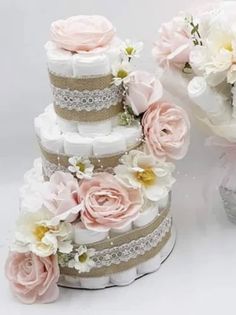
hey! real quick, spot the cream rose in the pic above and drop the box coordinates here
[50,15,115,52]
[5,251,59,304]
[126,71,163,115]
[142,102,190,161]
[80,173,143,231]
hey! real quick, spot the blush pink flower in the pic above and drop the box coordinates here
[126,71,163,115]
[80,173,142,232]
[42,171,81,224]
[5,251,59,304]
[50,15,115,52]
[153,16,193,68]
[142,102,190,161]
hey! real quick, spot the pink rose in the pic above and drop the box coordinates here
[42,171,81,223]
[153,17,193,68]
[5,251,59,304]
[50,15,115,52]
[80,173,142,231]
[142,102,190,161]
[126,71,163,115]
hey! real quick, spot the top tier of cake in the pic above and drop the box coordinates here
[45,15,125,129]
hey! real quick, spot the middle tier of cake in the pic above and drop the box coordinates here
[35,104,143,178]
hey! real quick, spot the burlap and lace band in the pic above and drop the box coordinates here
[39,141,143,179]
[49,72,123,122]
[60,208,172,278]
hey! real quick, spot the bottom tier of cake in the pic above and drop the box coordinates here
[58,226,176,290]
[19,158,176,291]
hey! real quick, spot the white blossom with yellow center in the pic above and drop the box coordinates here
[12,208,73,257]
[68,156,94,180]
[114,150,175,202]
[121,39,144,59]
[190,22,236,85]
[68,245,95,273]
[112,61,132,86]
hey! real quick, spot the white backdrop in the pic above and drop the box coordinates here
[1,1,236,314]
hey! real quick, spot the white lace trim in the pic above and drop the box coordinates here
[52,84,123,112]
[62,216,172,270]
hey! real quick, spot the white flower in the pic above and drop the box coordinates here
[12,208,73,257]
[20,182,44,213]
[68,245,95,273]
[23,158,44,185]
[191,22,236,87]
[121,39,143,59]
[204,48,232,86]
[68,156,94,180]
[112,61,132,86]
[114,150,175,202]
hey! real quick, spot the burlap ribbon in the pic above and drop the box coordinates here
[49,72,123,122]
[49,72,114,91]
[39,141,143,179]
[60,208,172,278]
[54,103,123,122]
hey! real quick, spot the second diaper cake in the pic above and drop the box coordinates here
[5,15,190,304]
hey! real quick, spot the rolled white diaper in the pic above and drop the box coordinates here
[93,133,126,156]
[157,194,170,210]
[57,116,78,133]
[77,120,112,137]
[44,103,57,120]
[133,203,159,228]
[188,76,232,124]
[111,222,133,235]
[105,37,122,67]
[73,222,108,244]
[73,53,110,77]
[63,275,80,286]
[45,41,73,77]
[40,125,64,153]
[110,268,137,286]
[137,253,161,275]
[34,112,56,138]
[79,276,110,289]
[113,125,142,148]
[160,66,190,100]
[63,132,93,156]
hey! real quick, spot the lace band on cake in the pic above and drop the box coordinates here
[59,209,172,278]
[49,72,123,122]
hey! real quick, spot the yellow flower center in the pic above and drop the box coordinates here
[126,46,135,56]
[79,253,88,263]
[223,41,233,52]
[135,168,156,187]
[76,161,85,173]
[34,225,50,241]
[117,69,128,79]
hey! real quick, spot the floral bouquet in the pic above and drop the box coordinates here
[153,1,236,222]
[5,15,190,304]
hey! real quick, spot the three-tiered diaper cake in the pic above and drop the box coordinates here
[5,15,190,304]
